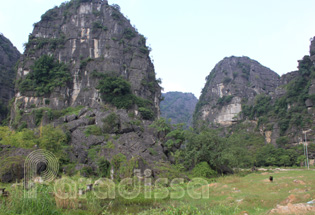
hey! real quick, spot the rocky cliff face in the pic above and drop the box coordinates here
[9,0,164,174]
[160,92,197,127]
[13,0,160,121]
[0,34,20,123]
[195,38,315,147]
[194,56,279,127]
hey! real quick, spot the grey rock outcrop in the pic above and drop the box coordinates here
[0,34,20,123]
[194,56,280,127]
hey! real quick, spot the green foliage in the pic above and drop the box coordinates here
[80,166,94,177]
[164,124,185,150]
[93,72,154,116]
[148,147,158,156]
[217,95,233,107]
[33,108,44,125]
[80,57,93,69]
[102,112,119,133]
[149,117,172,139]
[92,21,108,32]
[111,153,126,171]
[97,157,111,177]
[88,145,101,161]
[105,141,115,149]
[48,106,84,120]
[119,157,139,178]
[24,34,66,51]
[192,162,217,178]
[123,28,136,40]
[41,8,58,21]
[225,128,265,168]
[84,125,102,137]
[183,128,228,172]
[138,107,154,120]
[0,184,63,215]
[95,73,133,109]
[255,144,299,167]
[139,46,151,54]
[111,11,121,20]
[0,125,67,156]
[276,136,289,147]
[18,55,71,96]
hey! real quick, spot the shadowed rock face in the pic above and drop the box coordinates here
[0,34,20,122]
[194,56,280,127]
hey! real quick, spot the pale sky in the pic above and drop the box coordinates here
[1,0,315,98]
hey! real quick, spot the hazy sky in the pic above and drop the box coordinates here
[1,0,315,98]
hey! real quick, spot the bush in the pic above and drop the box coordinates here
[80,166,94,177]
[111,153,126,171]
[102,113,119,133]
[80,57,93,69]
[94,72,154,113]
[276,136,289,147]
[96,74,133,109]
[84,125,102,137]
[217,95,233,106]
[123,28,136,40]
[0,125,67,157]
[192,162,217,178]
[138,107,154,120]
[19,55,71,96]
[92,22,108,32]
[97,158,111,177]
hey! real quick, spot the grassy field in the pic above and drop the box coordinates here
[0,169,315,214]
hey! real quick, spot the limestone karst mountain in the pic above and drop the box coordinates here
[194,56,280,127]
[8,0,166,177]
[194,37,315,147]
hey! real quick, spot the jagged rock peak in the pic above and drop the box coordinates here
[0,34,20,122]
[194,56,279,127]
[13,0,161,127]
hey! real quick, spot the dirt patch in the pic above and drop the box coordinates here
[269,203,315,214]
[222,185,228,188]
[280,194,297,205]
[195,183,218,192]
[303,194,311,199]
[294,180,306,185]
[208,183,218,188]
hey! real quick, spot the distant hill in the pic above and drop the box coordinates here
[160,92,198,127]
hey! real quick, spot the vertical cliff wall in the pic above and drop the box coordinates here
[0,34,20,123]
